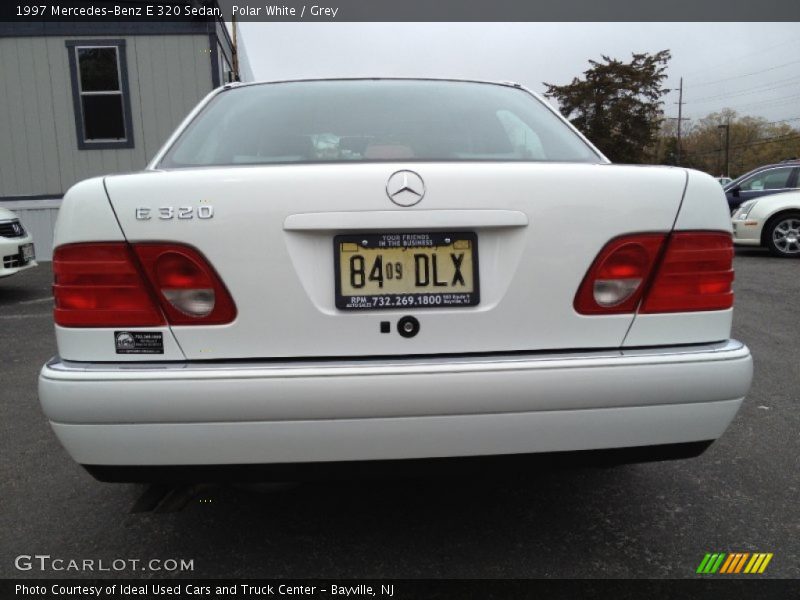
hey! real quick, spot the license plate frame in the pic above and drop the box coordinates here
[334,232,480,310]
[19,243,34,263]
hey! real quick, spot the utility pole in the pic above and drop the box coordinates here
[231,11,240,81]
[666,78,689,166]
[725,120,731,178]
[676,77,684,165]
[718,121,731,177]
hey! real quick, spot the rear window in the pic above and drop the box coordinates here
[159,80,601,168]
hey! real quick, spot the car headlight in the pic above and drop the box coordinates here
[735,200,758,220]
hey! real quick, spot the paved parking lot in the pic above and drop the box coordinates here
[1,251,798,579]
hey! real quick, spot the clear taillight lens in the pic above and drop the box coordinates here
[154,251,216,317]
[162,289,215,317]
[574,234,666,314]
[133,245,236,325]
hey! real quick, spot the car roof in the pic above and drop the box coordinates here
[221,77,526,91]
[724,160,800,190]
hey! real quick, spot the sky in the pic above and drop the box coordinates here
[237,22,800,126]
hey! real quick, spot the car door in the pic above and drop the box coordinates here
[727,166,795,210]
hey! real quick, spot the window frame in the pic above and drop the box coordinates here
[739,166,795,192]
[66,39,134,150]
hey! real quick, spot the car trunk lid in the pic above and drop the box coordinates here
[104,162,687,360]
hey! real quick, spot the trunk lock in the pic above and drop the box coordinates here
[397,316,420,338]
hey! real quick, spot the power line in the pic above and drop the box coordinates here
[681,37,800,80]
[689,93,800,114]
[743,133,800,148]
[687,75,800,103]
[680,99,800,120]
[668,115,800,125]
[684,132,800,158]
[686,58,800,88]
[768,116,800,124]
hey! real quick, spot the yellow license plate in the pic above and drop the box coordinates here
[335,232,479,310]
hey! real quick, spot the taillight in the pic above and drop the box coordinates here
[574,234,666,314]
[575,231,734,315]
[133,244,236,325]
[53,243,164,327]
[640,232,734,313]
[53,242,236,327]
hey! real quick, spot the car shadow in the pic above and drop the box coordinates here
[0,278,50,305]
[107,463,708,578]
[0,264,52,307]
[734,247,773,258]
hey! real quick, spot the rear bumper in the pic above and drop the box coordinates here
[39,340,753,472]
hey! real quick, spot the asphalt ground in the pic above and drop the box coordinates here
[1,251,798,579]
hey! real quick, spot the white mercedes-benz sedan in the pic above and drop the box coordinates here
[39,78,753,482]
[0,207,37,278]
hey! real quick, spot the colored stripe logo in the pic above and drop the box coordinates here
[697,552,773,574]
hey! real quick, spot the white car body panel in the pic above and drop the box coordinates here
[51,402,743,467]
[41,341,750,465]
[673,167,733,232]
[54,325,186,362]
[0,207,37,278]
[623,309,733,347]
[41,341,750,424]
[52,178,186,361]
[623,168,734,347]
[52,178,125,246]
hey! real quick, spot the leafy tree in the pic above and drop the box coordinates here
[543,50,671,163]
[673,110,800,178]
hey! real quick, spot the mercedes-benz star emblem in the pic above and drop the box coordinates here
[386,170,425,207]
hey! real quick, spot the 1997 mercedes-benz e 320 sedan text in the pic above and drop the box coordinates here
[39,79,753,481]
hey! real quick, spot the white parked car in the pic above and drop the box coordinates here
[732,190,800,257]
[0,207,36,278]
[39,79,753,482]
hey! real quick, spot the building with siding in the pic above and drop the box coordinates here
[0,14,238,259]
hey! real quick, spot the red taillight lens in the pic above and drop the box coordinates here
[574,234,666,314]
[640,232,734,313]
[53,243,164,327]
[53,243,236,327]
[133,244,236,325]
[575,231,734,315]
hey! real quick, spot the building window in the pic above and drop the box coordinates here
[66,40,134,150]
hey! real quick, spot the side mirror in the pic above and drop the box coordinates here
[731,186,740,197]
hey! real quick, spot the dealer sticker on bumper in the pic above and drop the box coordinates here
[114,331,164,354]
